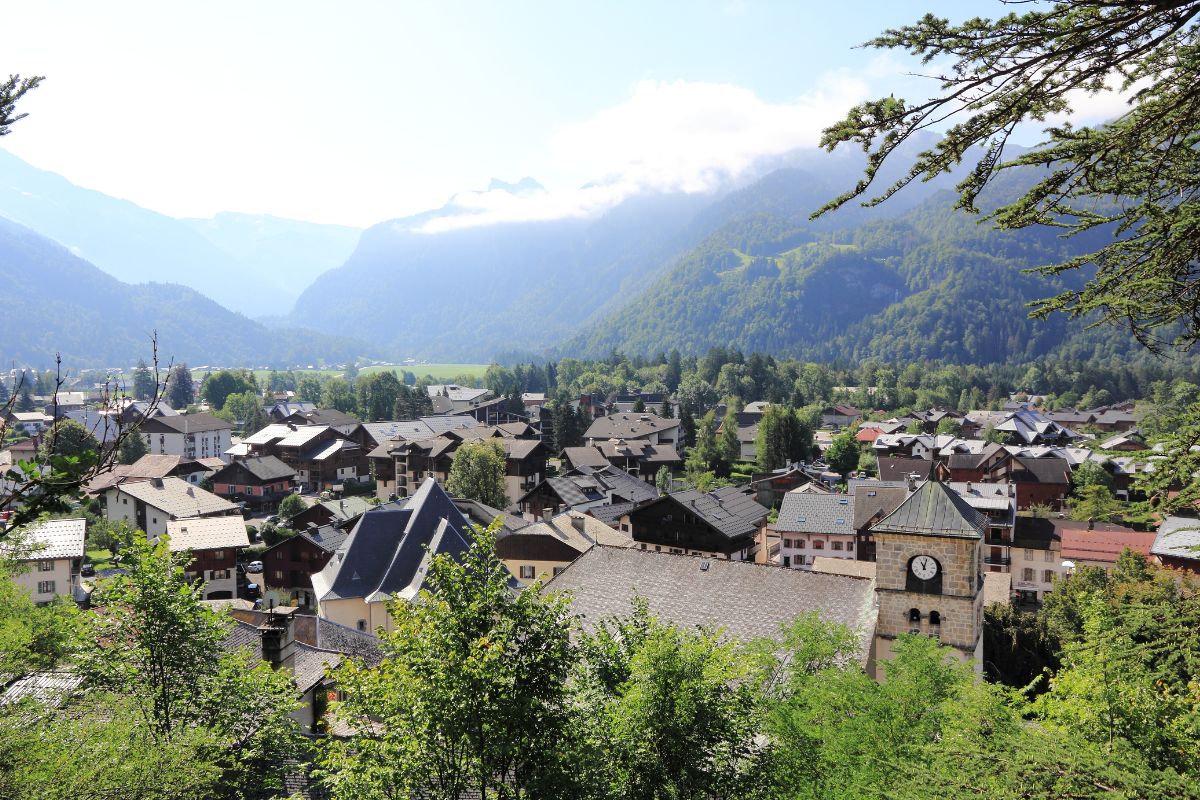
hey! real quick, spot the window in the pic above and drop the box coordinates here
[212,550,224,559]
[621,523,630,532]
[1043,570,1055,583]
[1043,550,1053,562]
[908,608,921,623]
[552,567,565,576]
[813,540,824,550]
[37,560,54,572]
[357,620,367,631]
[929,610,941,625]
[832,541,843,551]
[274,570,284,581]
[669,547,682,554]
[519,565,535,580]
[1023,568,1034,581]
[847,542,855,552]
[36,580,56,595]
[796,539,805,548]
[782,537,793,548]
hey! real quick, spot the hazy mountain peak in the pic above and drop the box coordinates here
[485,177,545,195]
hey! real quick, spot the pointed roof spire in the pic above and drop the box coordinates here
[872,480,985,539]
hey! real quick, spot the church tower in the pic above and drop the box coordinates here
[870,480,986,675]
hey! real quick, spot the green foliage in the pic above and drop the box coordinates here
[1070,484,1123,523]
[116,428,148,464]
[277,492,306,521]
[718,413,741,468]
[296,373,323,403]
[393,383,434,420]
[321,376,357,414]
[201,368,258,411]
[164,363,194,409]
[654,465,672,495]
[132,359,156,401]
[76,532,304,796]
[823,431,860,477]
[446,438,508,508]
[37,419,99,462]
[320,520,581,799]
[755,404,813,472]
[686,410,720,476]
[0,552,77,675]
[356,370,402,421]
[1072,459,1114,493]
[221,389,268,433]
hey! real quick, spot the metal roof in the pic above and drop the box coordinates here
[871,480,986,539]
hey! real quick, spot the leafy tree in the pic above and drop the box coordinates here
[132,359,156,401]
[320,519,581,799]
[582,604,769,800]
[77,532,304,797]
[1072,459,1114,493]
[678,407,696,450]
[756,405,812,472]
[676,375,718,416]
[37,419,99,461]
[356,370,402,422]
[983,603,1059,690]
[0,551,76,675]
[935,416,961,435]
[201,368,258,411]
[164,363,194,409]
[718,413,742,467]
[686,410,721,476]
[296,374,323,403]
[277,492,306,521]
[117,428,148,465]
[321,376,357,414]
[855,446,877,475]
[393,383,434,421]
[654,465,673,495]
[823,431,860,477]
[1070,484,1123,523]
[266,370,296,393]
[446,439,508,508]
[982,423,1015,445]
[222,389,268,434]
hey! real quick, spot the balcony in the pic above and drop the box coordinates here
[983,555,1011,566]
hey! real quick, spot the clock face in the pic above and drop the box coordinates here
[911,555,939,581]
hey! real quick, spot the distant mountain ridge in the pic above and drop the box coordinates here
[0,216,370,368]
[0,148,361,316]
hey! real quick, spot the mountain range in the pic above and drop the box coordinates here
[0,143,1160,369]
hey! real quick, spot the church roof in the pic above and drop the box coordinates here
[870,480,985,539]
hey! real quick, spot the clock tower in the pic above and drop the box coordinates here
[870,479,986,675]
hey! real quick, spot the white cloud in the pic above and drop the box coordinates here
[418,76,872,233]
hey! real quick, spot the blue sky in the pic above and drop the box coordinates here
[3,1,1119,227]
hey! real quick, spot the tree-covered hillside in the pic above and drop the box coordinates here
[566,175,1144,363]
[0,217,369,368]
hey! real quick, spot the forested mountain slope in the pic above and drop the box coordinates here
[564,173,1141,364]
[0,217,368,368]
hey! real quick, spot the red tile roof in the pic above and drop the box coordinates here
[1060,525,1156,564]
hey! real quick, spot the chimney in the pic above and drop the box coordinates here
[1087,517,1094,531]
[541,508,554,523]
[905,473,917,493]
[259,607,296,674]
[571,515,586,533]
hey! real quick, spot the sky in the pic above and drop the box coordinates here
[2,1,1129,228]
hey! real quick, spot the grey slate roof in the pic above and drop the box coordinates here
[584,412,680,440]
[589,501,638,526]
[1009,455,1071,485]
[877,456,935,482]
[1152,516,1200,563]
[871,480,986,539]
[774,493,855,535]
[229,455,295,482]
[562,446,611,469]
[225,620,342,693]
[662,485,769,539]
[848,481,910,529]
[543,546,877,664]
[313,478,475,604]
[298,523,351,554]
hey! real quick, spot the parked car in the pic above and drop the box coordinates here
[265,515,280,525]
[80,563,95,578]
[244,582,260,600]
[247,560,264,573]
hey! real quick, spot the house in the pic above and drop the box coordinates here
[104,477,240,538]
[772,491,858,569]
[820,405,861,429]
[515,464,658,520]
[625,485,769,560]
[989,408,1081,445]
[266,400,316,422]
[208,456,296,511]
[261,522,350,609]
[164,516,249,600]
[85,453,223,497]
[11,411,53,436]
[584,412,681,452]
[987,455,1071,510]
[495,510,634,585]
[608,393,679,417]
[311,477,478,633]
[1152,516,1200,573]
[138,412,233,462]
[425,384,493,413]
[238,423,368,490]
[1092,408,1139,433]
[945,442,1008,482]
[846,479,910,562]
[543,546,877,669]
[288,495,376,531]
[223,610,343,735]
[1058,519,1156,571]
[1097,430,1148,451]
[1010,517,1063,604]
[716,411,764,462]
[876,456,943,483]
[278,407,361,435]
[944,482,1017,575]
[561,440,682,479]
[749,465,830,510]
[1,517,86,604]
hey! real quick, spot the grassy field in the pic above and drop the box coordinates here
[112,363,492,386]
